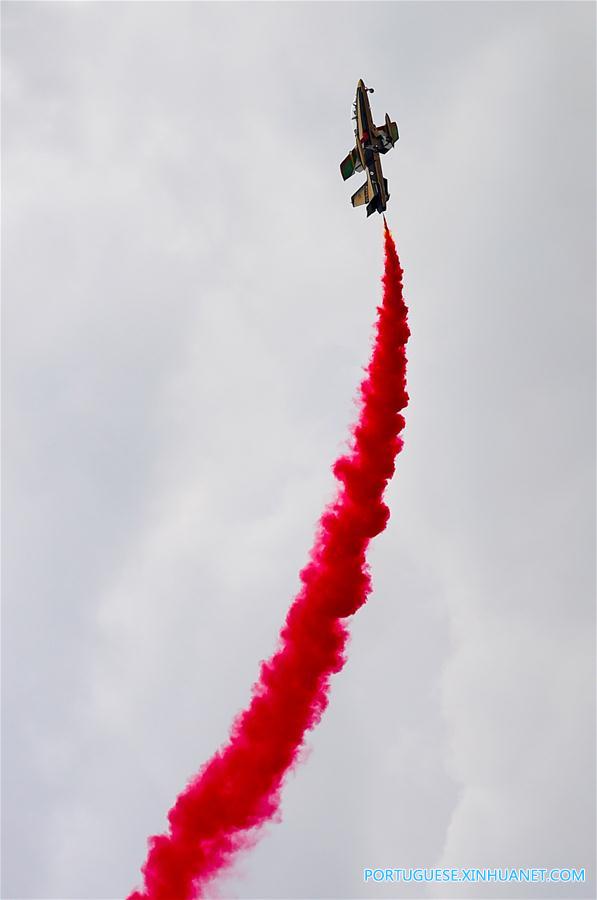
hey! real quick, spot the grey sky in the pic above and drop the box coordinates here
[2,2,595,899]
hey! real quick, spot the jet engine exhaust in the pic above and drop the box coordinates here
[128,220,410,900]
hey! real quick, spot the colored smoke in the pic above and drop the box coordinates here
[129,221,409,899]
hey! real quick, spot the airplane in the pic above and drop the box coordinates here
[340,79,399,217]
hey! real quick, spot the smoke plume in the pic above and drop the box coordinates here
[129,221,409,899]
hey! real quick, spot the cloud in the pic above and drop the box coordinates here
[2,2,594,898]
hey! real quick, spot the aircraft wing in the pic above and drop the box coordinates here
[382,119,399,145]
[375,116,399,153]
[340,148,360,181]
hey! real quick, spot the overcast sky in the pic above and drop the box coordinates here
[2,2,595,899]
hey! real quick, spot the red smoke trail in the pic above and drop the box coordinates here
[129,220,409,900]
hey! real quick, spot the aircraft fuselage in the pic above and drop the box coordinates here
[354,80,388,212]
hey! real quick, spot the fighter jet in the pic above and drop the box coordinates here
[340,79,399,217]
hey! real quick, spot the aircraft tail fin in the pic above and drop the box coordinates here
[351,181,370,207]
[366,186,387,217]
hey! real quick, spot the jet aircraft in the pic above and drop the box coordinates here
[340,79,399,217]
